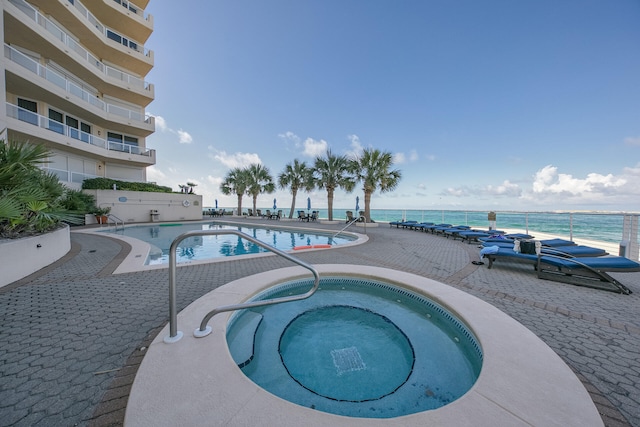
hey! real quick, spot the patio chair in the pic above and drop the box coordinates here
[310,211,318,221]
[346,211,355,223]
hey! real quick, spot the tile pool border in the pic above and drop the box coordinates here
[74,220,367,274]
[125,264,603,426]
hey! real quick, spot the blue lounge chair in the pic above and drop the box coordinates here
[482,241,608,257]
[459,230,492,244]
[422,223,451,234]
[539,238,577,247]
[482,248,636,294]
[412,222,435,231]
[537,253,637,294]
[398,220,418,228]
[443,226,472,239]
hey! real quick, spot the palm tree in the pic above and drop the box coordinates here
[278,159,315,219]
[220,167,249,215]
[351,148,402,222]
[245,164,275,215]
[313,149,355,221]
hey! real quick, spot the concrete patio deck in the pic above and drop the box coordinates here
[1,217,639,426]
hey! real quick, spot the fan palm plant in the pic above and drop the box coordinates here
[245,164,275,215]
[220,167,250,215]
[350,148,402,222]
[314,150,355,221]
[278,159,315,219]
[0,140,82,238]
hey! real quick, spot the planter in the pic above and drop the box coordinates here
[0,225,70,288]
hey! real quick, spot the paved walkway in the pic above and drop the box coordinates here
[1,219,639,426]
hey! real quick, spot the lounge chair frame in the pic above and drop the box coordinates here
[536,253,634,295]
[485,249,635,294]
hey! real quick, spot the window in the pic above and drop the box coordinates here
[48,109,64,134]
[17,98,38,125]
[66,116,92,143]
[66,116,79,139]
[108,132,139,153]
[80,123,91,143]
[106,29,138,50]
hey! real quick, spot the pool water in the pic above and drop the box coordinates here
[226,277,483,418]
[101,222,354,265]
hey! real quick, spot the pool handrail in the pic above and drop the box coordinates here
[332,215,366,240]
[163,229,320,343]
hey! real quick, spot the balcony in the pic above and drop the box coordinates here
[6,102,154,160]
[6,0,153,75]
[4,44,153,129]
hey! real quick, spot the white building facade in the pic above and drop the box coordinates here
[1,0,156,189]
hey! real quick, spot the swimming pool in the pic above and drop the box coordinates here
[226,277,482,418]
[100,221,357,265]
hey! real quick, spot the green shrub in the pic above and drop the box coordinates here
[82,178,173,193]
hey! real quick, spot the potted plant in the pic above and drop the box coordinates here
[91,207,111,224]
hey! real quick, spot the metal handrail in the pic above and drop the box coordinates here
[163,229,320,343]
[106,214,125,231]
[332,216,366,240]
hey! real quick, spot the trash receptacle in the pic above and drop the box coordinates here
[151,209,159,222]
[488,211,497,230]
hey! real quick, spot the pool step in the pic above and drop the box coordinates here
[228,311,263,368]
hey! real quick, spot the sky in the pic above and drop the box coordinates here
[143,0,640,213]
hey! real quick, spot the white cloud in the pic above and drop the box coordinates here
[394,149,418,164]
[153,115,167,132]
[441,181,522,199]
[278,131,301,144]
[345,134,364,158]
[425,154,436,161]
[146,165,166,182]
[531,165,627,195]
[207,175,223,186]
[485,180,522,197]
[624,136,640,146]
[213,150,262,169]
[177,129,193,144]
[393,152,406,164]
[302,138,328,157]
[442,187,470,197]
[147,112,192,144]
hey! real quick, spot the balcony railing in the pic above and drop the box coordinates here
[43,166,99,184]
[6,102,153,157]
[8,0,152,85]
[64,0,148,54]
[112,0,146,19]
[5,44,152,125]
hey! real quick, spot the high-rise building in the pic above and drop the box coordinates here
[1,0,155,188]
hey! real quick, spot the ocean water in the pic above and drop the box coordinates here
[211,208,638,245]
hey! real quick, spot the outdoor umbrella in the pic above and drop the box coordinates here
[307,197,311,212]
[355,196,360,213]
[273,198,277,210]
[215,199,218,209]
